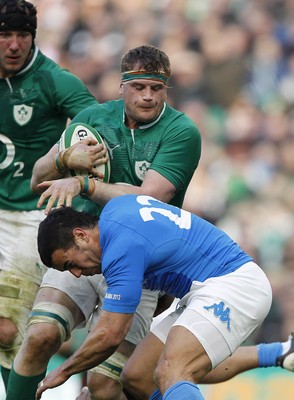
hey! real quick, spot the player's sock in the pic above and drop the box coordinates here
[163,381,204,400]
[149,388,163,399]
[0,365,10,390]
[257,333,294,369]
[257,342,283,367]
[5,365,46,400]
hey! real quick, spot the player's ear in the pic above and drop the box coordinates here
[73,228,89,244]
[119,83,124,96]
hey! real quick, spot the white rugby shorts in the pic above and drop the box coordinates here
[151,262,272,368]
[0,209,48,367]
[0,209,47,283]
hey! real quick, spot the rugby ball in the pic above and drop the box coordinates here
[58,122,110,182]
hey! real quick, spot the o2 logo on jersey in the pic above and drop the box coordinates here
[137,195,191,229]
[0,134,24,177]
[0,134,15,169]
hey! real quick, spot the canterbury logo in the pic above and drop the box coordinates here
[204,301,231,331]
[104,142,120,159]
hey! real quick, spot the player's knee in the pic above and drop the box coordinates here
[24,322,62,359]
[28,301,75,343]
[88,372,123,400]
[121,364,147,397]
[0,317,18,347]
[153,360,167,390]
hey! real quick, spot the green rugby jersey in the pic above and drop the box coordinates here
[0,47,97,211]
[71,99,201,211]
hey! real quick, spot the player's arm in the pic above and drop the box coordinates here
[89,168,176,204]
[31,138,107,194]
[37,168,176,214]
[31,144,61,194]
[36,310,133,399]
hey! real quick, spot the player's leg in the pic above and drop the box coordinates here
[121,332,164,399]
[200,331,294,383]
[124,327,294,397]
[152,262,272,399]
[6,286,83,400]
[6,270,99,400]
[123,329,294,398]
[124,262,272,399]
[84,341,133,400]
[0,210,47,389]
[0,273,39,389]
[123,320,209,400]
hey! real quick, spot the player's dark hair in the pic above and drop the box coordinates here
[121,45,171,77]
[0,0,37,38]
[38,207,97,268]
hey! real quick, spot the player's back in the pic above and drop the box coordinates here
[100,194,253,299]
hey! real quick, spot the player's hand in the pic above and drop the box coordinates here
[36,367,69,399]
[37,177,81,214]
[62,137,108,178]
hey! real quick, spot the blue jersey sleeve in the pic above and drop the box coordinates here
[100,220,150,313]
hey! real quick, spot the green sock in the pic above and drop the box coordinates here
[1,365,10,391]
[6,365,46,400]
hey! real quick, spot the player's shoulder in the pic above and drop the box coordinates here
[72,99,123,122]
[161,104,201,144]
[95,99,123,113]
[163,104,200,131]
[101,195,139,222]
[103,194,137,211]
[37,50,85,83]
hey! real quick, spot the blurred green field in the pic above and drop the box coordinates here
[199,368,293,400]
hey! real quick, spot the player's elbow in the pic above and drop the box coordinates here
[30,173,43,194]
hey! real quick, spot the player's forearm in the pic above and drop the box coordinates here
[59,333,118,377]
[59,314,132,377]
[31,148,62,193]
[88,180,143,206]
[87,170,176,206]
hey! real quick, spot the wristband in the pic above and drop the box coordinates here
[76,176,96,197]
[81,176,89,195]
[54,152,66,174]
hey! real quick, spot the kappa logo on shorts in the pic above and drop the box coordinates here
[204,301,231,331]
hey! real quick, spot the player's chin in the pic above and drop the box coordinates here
[83,267,101,276]
[5,63,23,75]
[136,109,158,124]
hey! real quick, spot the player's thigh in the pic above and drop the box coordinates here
[0,209,47,284]
[33,286,85,326]
[39,269,104,327]
[0,210,48,367]
[0,210,47,334]
[121,332,164,392]
[167,262,271,370]
[125,289,159,346]
[158,325,211,383]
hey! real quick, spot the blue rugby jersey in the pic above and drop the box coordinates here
[99,194,252,314]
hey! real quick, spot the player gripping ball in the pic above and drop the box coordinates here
[54,123,111,183]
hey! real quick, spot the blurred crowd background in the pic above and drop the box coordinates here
[33,0,294,344]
